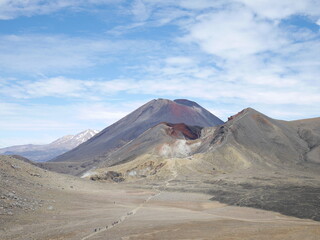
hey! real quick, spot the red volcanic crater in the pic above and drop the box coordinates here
[163,122,202,140]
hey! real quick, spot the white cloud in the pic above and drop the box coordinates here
[183,7,287,59]
[0,34,151,73]
[178,0,226,10]
[123,0,320,30]
[0,100,145,147]
[165,56,194,65]
[237,0,320,20]
[76,102,144,122]
[131,0,151,21]
[0,102,77,131]
[1,77,89,98]
[27,77,90,98]
[0,35,105,73]
[0,0,120,20]
[2,47,319,107]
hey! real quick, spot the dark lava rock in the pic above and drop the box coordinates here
[90,171,124,182]
[209,183,320,221]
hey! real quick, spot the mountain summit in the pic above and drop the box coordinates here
[50,129,99,148]
[49,98,223,173]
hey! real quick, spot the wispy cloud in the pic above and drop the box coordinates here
[2,70,319,106]
[236,0,320,20]
[0,34,151,74]
[183,7,287,59]
[0,100,138,147]
[0,0,121,20]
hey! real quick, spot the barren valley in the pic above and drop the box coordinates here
[1,155,320,240]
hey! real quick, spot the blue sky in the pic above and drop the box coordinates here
[0,0,320,147]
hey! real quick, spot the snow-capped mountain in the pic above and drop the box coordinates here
[51,129,100,148]
[0,129,99,162]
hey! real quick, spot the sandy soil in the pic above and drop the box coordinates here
[1,155,319,240]
[86,190,320,240]
[1,183,319,240]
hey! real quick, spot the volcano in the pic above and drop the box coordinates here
[45,99,223,175]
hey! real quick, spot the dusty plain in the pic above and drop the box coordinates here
[1,156,319,240]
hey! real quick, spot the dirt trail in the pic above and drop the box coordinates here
[80,190,161,240]
[81,159,178,240]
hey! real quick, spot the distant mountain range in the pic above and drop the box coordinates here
[0,129,99,162]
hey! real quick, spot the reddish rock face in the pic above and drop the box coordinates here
[163,122,202,140]
[169,101,196,118]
